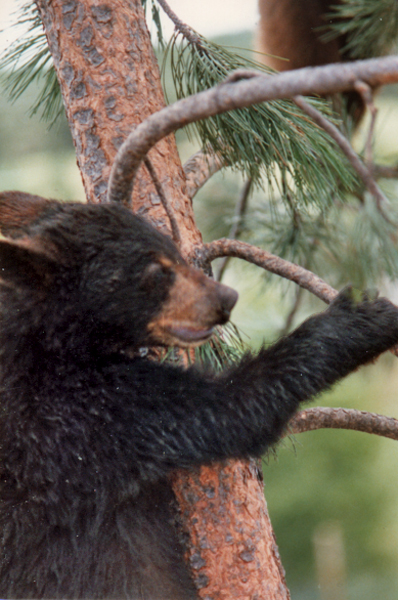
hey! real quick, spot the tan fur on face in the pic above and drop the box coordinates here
[147,262,236,348]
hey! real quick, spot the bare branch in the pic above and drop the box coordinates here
[281,285,304,336]
[373,164,398,179]
[288,407,398,441]
[293,94,391,219]
[107,56,398,205]
[183,149,225,200]
[222,70,261,83]
[143,157,182,245]
[354,81,378,170]
[216,179,252,282]
[195,236,398,356]
[156,0,202,46]
[194,238,337,304]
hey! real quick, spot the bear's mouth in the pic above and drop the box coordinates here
[166,325,214,344]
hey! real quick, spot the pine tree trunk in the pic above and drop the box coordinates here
[173,460,291,599]
[35,0,200,256]
[35,0,290,597]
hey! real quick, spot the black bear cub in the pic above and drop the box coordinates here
[0,190,398,599]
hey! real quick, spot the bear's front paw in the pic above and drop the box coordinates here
[329,286,398,349]
[330,285,379,312]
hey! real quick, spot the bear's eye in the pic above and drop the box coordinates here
[143,262,174,288]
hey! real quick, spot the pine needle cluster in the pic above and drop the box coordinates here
[1,0,398,345]
[192,322,246,371]
[1,0,358,212]
[165,33,357,209]
[141,0,166,49]
[0,2,63,125]
[242,190,398,291]
[322,0,398,59]
[162,322,247,371]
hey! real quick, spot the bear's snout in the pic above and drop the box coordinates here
[146,263,239,347]
[214,283,238,323]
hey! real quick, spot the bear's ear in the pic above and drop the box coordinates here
[0,191,59,238]
[0,238,57,289]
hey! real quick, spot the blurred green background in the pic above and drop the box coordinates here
[1,28,398,600]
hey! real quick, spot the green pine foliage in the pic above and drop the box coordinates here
[192,322,247,371]
[1,0,358,211]
[141,0,166,49]
[165,33,357,209]
[0,2,63,125]
[161,322,247,371]
[2,0,398,339]
[0,0,165,126]
[322,0,398,59]
[243,190,398,292]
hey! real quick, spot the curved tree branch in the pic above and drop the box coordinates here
[194,238,337,304]
[196,237,398,357]
[281,285,305,336]
[143,157,181,245]
[215,179,252,282]
[156,0,202,46]
[183,148,225,201]
[288,407,398,441]
[107,56,398,205]
[373,164,398,179]
[354,81,378,170]
[293,94,391,220]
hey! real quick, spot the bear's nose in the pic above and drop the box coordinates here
[217,284,239,319]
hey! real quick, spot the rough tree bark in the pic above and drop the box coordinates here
[36,0,200,256]
[173,460,290,599]
[34,0,289,598]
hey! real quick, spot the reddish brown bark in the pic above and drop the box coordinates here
[196,238,337,304]
[35,0,200,256]
[289,407,398,440]
[183,149,225,201]
[173,460,291,600]
[105,56,398,207]
[35,1,290,597]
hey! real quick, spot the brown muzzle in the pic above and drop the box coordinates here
[147,263,238,347]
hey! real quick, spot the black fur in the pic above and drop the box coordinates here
[0,199,397,598]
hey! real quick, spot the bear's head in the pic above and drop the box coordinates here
[0,192,238,357]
